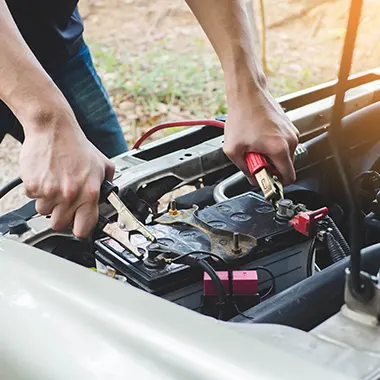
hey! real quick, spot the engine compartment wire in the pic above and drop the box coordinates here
[197,259,226,320]
[168,250,276,299]
[132,119,225,150]
[229,265,276,321]
[168,250,228,265]
[306,236,317,277]
[0,176,22,200]
[233,303,254,320]
[246,266,276,300]
[168,249,276,320]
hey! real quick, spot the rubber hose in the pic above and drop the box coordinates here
[325,215,350,256]
[326,231,346,263]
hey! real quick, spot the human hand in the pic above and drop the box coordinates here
[223,88,299,185]
[19,108,115,238]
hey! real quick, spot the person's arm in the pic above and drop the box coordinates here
[0,0,114,237]
[185,0,299,184]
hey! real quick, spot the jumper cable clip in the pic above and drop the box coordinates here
[97,180,156,259]
[245,152,284,208]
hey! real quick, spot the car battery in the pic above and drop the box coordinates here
[94,192,308,295]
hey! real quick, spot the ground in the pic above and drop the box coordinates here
[1,0,380,212]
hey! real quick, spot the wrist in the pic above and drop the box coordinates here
[223,60,268,107]
[225,74,269,111]
[3,71,76,135]
[14,93,77,137]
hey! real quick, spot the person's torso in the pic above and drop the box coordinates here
[6,0,84,68]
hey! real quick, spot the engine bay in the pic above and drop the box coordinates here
[2,75,380,327]
[3,1,380,374]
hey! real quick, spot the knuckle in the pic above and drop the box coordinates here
[223,143,238,159]
[51,213,73,231]
[62,185,79,203]
[73,208,98,239]
[73,222,95,239]
[271,140,289,156]
[290,131,299,146]
[24,181,39,198]
[35,201,51,215]
[35,202,45,215]
[73,226,92,239]
[74,230,89,239]
[35,202,43,215]
[107,161,116,172]
[51,221,61,231]
[106,162,116,181]
[43,183,58,198]
[50,205,74,231]
[288,140,298,154]
[86,186,100,203]
[51,218,68,232]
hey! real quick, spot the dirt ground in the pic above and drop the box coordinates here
[1,0,380,213]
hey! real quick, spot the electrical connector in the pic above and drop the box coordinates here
[289,207,329,237]
[202,270,260,320]
[203,270,258,295]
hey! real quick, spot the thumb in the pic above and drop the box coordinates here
[105,160,116,182]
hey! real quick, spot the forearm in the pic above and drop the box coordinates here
[0,0,71,131]
[187,0,299,184]
[185,0,266,104]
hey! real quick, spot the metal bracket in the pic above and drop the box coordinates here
[155,205,257,261]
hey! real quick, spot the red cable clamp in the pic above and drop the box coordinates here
[289,207,329,237]
[245,152,280,177]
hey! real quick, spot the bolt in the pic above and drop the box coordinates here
[169,200,179,216]
[276,199,295,222]
[232,233,241,254]
[233,233,239,249]
[278,199,293,208]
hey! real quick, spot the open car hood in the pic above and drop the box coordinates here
[0,237,350,380]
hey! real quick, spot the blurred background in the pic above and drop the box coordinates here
[1,0,379,212]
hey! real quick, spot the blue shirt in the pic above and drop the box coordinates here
[6,0,83,68]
